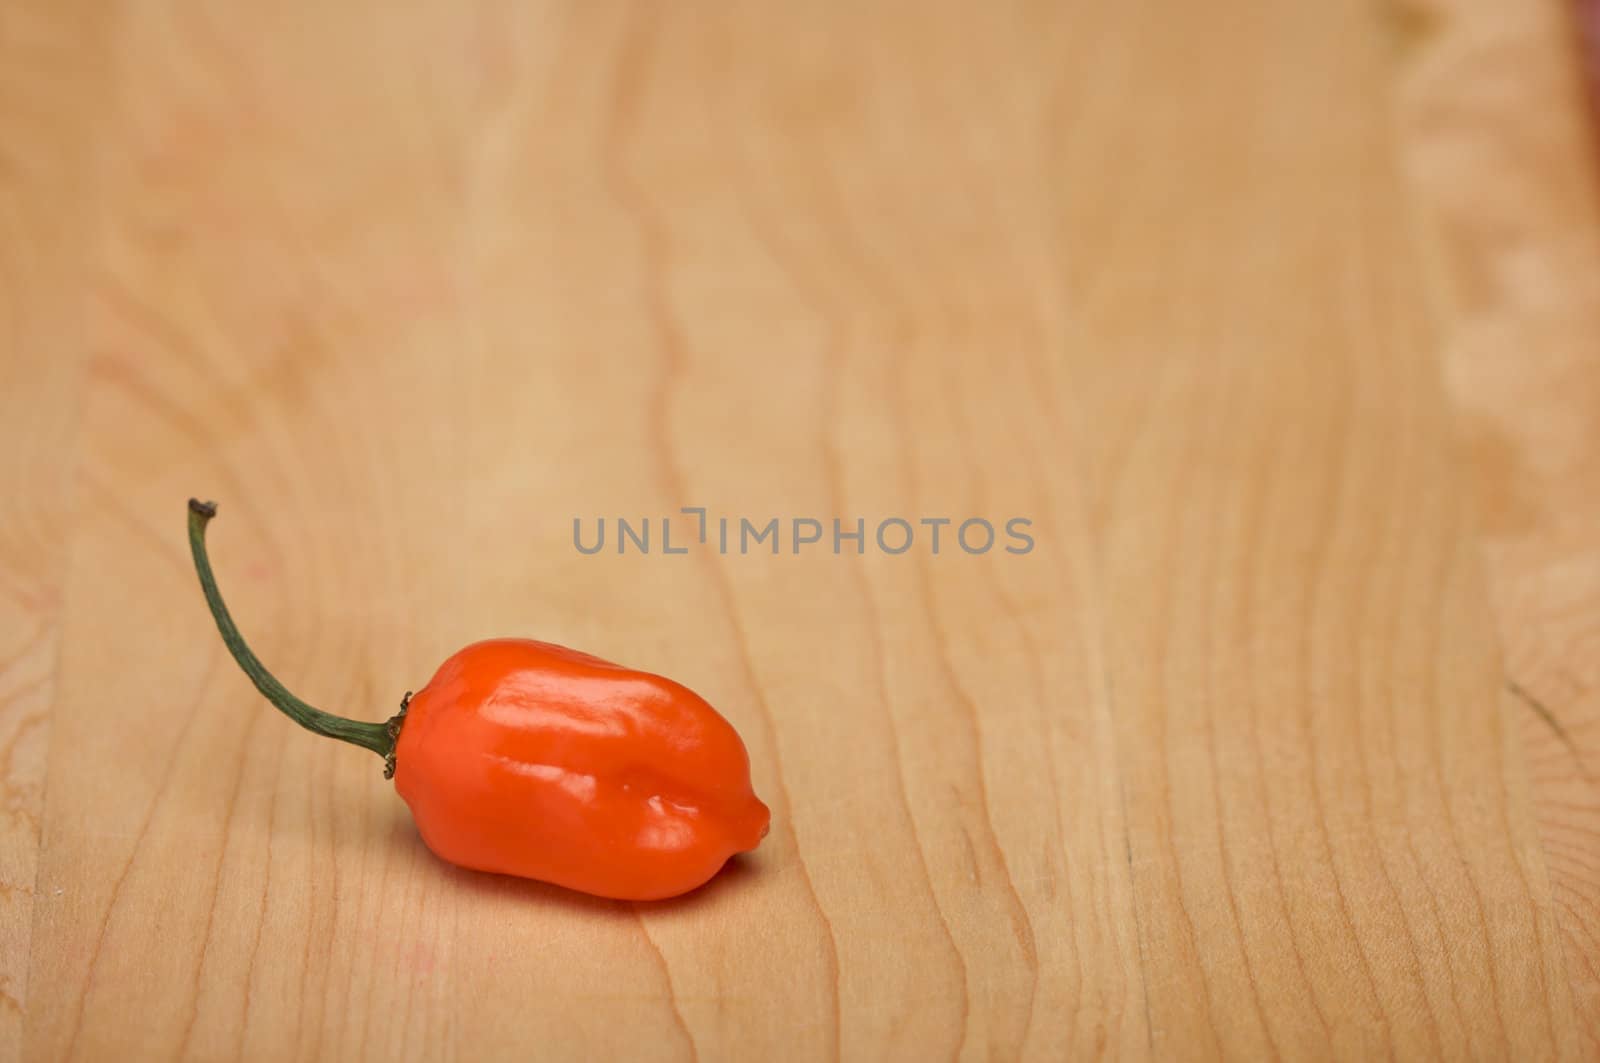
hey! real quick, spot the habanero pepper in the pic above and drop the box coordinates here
[186,499,770,901]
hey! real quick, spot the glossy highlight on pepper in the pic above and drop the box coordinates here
[186,499,770,901]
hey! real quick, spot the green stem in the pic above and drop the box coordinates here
[187,499,400,772]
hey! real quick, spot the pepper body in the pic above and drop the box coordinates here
[393,638,770,901]
[186,499,768,902]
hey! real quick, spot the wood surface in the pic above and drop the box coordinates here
[2,1,1597,1059]
[1405,0,1600,1052]
[0,3,104,1057]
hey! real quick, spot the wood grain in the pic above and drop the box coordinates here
[1039,4,1575,1057]
[1,0,1595,1059]
[1401,0,1600,1050]
[0,4,107,1060]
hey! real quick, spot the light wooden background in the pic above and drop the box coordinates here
[3,1,1598,1059]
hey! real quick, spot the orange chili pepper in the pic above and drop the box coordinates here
[187,499,770,901]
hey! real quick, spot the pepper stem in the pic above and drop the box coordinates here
[187,498,399,770]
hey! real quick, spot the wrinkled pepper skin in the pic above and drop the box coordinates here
[393,638,770,901]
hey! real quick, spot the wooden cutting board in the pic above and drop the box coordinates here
[4,1,1598,1059]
